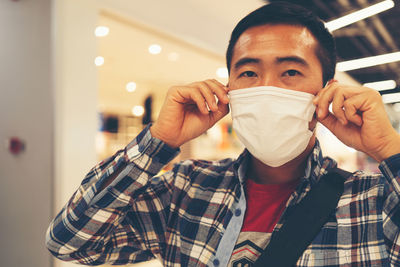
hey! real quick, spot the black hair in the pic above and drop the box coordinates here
[226,1,336,85]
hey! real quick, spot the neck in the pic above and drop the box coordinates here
[247,136,316,184]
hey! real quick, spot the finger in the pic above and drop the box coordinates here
[209,99,230,125]
[314,81,336,104]
[318,111,340,134]
[315,83,338,120]
[178,87,209,114]
[332,91,347,125]
[343,95,365,127]
[327,79,338,85]
[315,83,363,120]
[195,83,219,112]
[318,112,361,149]
[203,79,229,104]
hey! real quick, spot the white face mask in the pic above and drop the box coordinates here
[228,86,316,167]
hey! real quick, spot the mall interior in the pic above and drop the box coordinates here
[1,0,400,266]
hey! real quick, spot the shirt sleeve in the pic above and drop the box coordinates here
[379,153,400,266]
[45,125,180,265]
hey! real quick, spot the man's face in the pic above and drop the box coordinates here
[228,24,324,93]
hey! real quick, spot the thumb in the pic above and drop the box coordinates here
[209,102,229,125]
[319,112,340,134]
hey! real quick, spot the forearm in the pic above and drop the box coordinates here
[99,161,127,191]
[45,157,143,263]
[45,125,180,263]
[379,152,400,262]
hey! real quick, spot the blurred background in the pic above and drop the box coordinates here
[1,0,399,266]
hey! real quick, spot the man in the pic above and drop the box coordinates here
[46,2,400,266]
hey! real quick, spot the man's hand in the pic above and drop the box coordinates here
[313,81,400,162]
[150,79,230,148]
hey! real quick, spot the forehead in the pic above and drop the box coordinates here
[231,24,320,66]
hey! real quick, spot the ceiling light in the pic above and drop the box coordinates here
[94,56,104,66]
[382,93,400,104]
[126,82,137,92]
[363,80,396,91]
[132,105,145,117]
[216,67,229,78]
[95,26,109,37]
[148,44,162,55]
[325,0,395,32]
[337,51,400,72]
[168,52,180,61]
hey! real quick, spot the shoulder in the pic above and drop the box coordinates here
[342,170,386,199]
[173,157,235,174]
[171,157,237,189]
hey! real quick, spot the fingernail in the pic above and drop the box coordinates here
[328,79,338,85]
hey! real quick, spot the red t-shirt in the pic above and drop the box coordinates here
[228,178,299,266]
[242,178,299,232]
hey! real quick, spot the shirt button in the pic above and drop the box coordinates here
[235,208,242,217]
[213,259,220,266]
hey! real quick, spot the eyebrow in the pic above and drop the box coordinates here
[276,56,309,68]
[233,57,260,71]
[233,55,310,72]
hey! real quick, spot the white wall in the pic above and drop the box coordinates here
[0,0,52,266]
[52,0,98,266]
[0,0,98,267]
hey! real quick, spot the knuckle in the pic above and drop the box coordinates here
[198,82,209,90]
[319,100,328,108]
[188,81,203,87]
[212,79,220,85]
[371,90,381,99]
[332,105,342,114]
[168,86,178,94]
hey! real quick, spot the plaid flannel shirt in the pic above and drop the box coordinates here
[46,125,400,266]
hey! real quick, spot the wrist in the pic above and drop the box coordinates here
[374,132,400,162]
[149,124,181,148]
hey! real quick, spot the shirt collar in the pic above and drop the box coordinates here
[306,139,337,185]
[233,149,250,184]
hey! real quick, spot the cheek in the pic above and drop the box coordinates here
[309,87,321,96]
[228,77,257,90]
[302,77,323,95]
[301,70,324,95]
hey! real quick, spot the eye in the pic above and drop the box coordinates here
[239,71,257,78]
[283,69,301,77]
